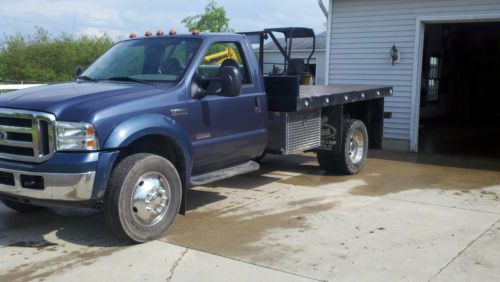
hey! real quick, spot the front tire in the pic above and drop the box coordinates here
[104,153,182,243]
[317,119,368,175]
[1,199,44,213]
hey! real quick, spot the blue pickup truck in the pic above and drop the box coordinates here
[0,28,391,242]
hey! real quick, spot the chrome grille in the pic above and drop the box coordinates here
[0,108,55,163]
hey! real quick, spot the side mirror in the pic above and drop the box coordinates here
[191,66,242,99]
[75,66,83,79]
[218,66,242,97]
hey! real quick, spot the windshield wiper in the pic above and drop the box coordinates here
[106,76,149,84]
[77,75,97,82]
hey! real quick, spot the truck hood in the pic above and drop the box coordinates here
[0,82,174,120]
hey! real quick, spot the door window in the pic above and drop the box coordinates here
[198,42,251,84]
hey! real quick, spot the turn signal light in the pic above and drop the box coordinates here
[87,140,95,149]
[86,127,95,136]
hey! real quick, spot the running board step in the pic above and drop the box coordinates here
[190,161,260,186]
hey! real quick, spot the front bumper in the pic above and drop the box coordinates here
[0,151,118,206]
[0,168,95,201]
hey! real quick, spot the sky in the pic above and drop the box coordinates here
[0,0,327,40]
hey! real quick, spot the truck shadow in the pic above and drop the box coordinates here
[202,153,339,191]
[0,206,126,249]
[0,190,230,248]
[185,189,227,211]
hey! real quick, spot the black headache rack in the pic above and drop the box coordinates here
[239,27,316,74]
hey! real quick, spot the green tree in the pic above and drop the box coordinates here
[0,27,115,82]
[181,0,233,33]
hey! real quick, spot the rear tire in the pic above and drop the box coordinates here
[317,119,368,175]
[1,199,44,213]
[104,153,182,243]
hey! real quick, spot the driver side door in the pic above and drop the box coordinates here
[188,41,266,175]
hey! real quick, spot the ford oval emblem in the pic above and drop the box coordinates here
[0,131,7,140]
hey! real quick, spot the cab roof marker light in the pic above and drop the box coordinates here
[145,31,152,37]
[168,29,176,36]
[191,29,200,35]
[156,29,164,36]
[129,32,137,39]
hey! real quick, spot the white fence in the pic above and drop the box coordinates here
[0,84,46,94]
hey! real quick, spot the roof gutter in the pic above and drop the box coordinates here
[318,0,329,18]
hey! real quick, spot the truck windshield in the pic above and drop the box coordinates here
[82,37,202,83]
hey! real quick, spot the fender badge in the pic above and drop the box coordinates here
[195,133,211,140]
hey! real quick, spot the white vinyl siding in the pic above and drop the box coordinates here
[328,0,500,146]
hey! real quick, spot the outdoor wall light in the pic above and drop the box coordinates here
[390,44,400,66]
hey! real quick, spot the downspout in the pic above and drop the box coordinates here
[322,0,333,85]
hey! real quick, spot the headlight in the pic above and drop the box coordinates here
[55,122,99,151]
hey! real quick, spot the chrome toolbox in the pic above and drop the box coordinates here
[266,109,321,155]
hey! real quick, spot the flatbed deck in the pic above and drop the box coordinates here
[267,84,393,112]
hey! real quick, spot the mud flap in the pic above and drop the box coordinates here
[179,189,186,215]
[179,178,188,215]
[316,105,343,154]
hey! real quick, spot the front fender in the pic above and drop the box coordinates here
[102,114,192,175]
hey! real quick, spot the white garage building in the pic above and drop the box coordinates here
[325,0,500,153]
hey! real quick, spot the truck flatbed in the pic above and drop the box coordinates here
[266,80,392,112]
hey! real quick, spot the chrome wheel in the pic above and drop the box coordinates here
[348,129,365,164]
[130,172,171,227]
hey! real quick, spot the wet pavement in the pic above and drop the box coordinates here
[1,152,500,281]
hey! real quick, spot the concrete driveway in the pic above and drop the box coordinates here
[1,152,500,281]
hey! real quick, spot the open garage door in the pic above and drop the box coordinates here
[418,22,500,159]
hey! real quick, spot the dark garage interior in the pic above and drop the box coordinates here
[419,21,500,159]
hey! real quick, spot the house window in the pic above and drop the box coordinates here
[427,56,440,101]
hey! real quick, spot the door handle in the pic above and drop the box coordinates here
[254,96,262,113]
